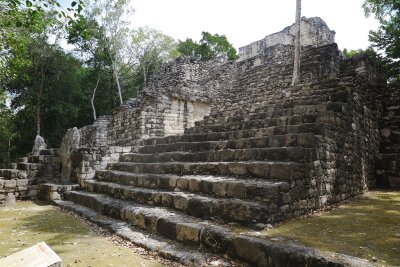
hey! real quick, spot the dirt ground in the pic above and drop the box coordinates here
[0,201,181,267]
[1,191,399,267]
[256,191,400,267]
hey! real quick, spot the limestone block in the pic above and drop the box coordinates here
[227,163,247,176]
[212,182,227,197]
[16,179,29,187]
[4,179,17,189]
[60,127,80,183]
[173,194,189,211]
[226,183,246,198]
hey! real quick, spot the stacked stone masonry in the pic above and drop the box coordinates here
[55,18,397,265]
[238,17,336,61]
[0,148,61,205]
[376,82,400,188]
[1,17,399,266]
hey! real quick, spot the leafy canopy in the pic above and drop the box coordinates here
[177,32,238,61]
[363,0,400,80]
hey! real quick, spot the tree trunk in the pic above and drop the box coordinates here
[37,64,45,136]
[110,56,123,105]
[91,76,100,121]
[291,0,301,86]
[142,64,147,87]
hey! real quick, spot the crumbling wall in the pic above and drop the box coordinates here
[58,117,131,184]
[70,146,131,184]
[377,82,400,188]
[106,95,211,146]
[210,43,341,116]
[105,57,230,146]
[0,147,61,204]
[306,56,384,208]
[239,17,336,61]
[79,116,111,147]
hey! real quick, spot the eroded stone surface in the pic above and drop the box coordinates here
[60,127,80,183]
[31,135,46,156]
[0,16,398,266]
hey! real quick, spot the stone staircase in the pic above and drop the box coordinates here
[0,148,60,203]
[54,76,378,266]
[53,45,386,265]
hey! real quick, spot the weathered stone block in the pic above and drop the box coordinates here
[176,223,201,243]
[4,179,17,189]
[16,179,29,187]
[226,183,246,198]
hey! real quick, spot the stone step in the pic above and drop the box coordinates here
[16,162,41,171]
[123,147,317,163]
[139,140,228,154]
[209,92,348,119]
[17,157,28,163]
[254,101,345,115]
[7,163,17,169]
[203,102,346,124]
[204,112,329,128]
[95,171,289,201]
[55,200,238,267]
[63,191,373,267]
[186,112,337,134]
[146,125,326,146]
[38,148,60,156]
[108,161,305,181]
[83,180,278,224]
[0,169,27,179]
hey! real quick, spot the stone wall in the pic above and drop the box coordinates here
[3,15,397,213]
[377,82,400,188]
[0,148,62,204]
[106,95,211,146]
[103,57,231,147]
[210,43,341,116]
[239,17,336,61]
[69,146,131,184]
[79,116,111,147]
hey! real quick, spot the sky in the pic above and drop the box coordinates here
[129,0,379,51]
[60,0,380,51]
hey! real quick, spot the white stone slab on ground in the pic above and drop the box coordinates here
[0,242,62,267]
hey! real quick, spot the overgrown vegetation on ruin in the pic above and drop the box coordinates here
[0,0,239,167]
[0,0,398,166]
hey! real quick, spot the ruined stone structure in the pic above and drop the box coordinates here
[0,17,398,266]
[0,146,62,204]
[238,17,335,61]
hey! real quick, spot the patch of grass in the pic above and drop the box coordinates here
[0,201,172,267]
[260,191,400,266]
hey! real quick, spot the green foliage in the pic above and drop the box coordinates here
[3,0,85,27]
[128,27,178,89]
[4,39,93,151]
[0,92,15,168]
[363,0,400,81]
[342,48,365,58]
[0,0,179,162]
[343,47,399,81]
[177,32,238,61]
